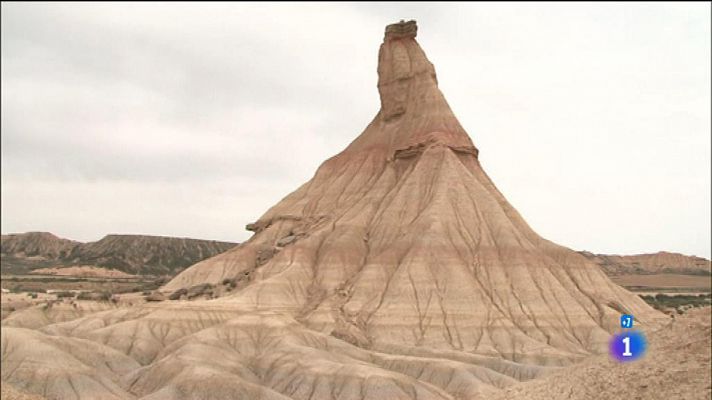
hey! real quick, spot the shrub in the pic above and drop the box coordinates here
[169,288,188,300]
[640,292,711,314]
[187,283,214,299]
[77,291,111,301]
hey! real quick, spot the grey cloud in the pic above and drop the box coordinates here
[1,3,709,256]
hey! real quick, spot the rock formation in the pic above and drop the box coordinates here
[164,19,664,361]
[1,21,669,400]
[1,232,78,260]
[1,232,236,275]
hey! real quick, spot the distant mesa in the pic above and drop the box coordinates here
[1,232,237,276]
[0,231,78,260]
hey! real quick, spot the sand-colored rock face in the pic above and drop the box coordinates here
[1,382,48,400]
[1,21,673,400]
[164,20,664,360]
[2,327,140,399]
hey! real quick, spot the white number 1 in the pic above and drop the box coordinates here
[622,336,632,356]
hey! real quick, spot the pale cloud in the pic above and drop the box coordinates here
[2,2,710,257]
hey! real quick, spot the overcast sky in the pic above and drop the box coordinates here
[1,2,710,258]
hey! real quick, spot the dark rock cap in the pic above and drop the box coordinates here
[385,20,417,40]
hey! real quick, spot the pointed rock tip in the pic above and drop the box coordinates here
[385,20,417,41]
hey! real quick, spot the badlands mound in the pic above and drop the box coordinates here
[482,307,711,400]
[164,19,663,359]
[2,21,670,400]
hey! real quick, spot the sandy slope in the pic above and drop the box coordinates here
[4,302,707,400]
[482,307,711,400]
[3,303,549,399]
[0,383,47,400]
[2,300,122,329]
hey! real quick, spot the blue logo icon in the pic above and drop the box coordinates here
[609,330,647,362]
[620,314,633,329]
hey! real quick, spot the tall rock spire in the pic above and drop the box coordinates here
[378,20,431,120]
[0,21,673,400]
[165,20,664,364]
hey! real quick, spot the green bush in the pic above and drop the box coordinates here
[640,293,711,313]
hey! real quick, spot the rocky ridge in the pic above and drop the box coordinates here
[1,232,236,276]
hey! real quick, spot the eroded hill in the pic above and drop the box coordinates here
[1,233,236,276]
[0,232,79,260]
[0,20,687,400]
